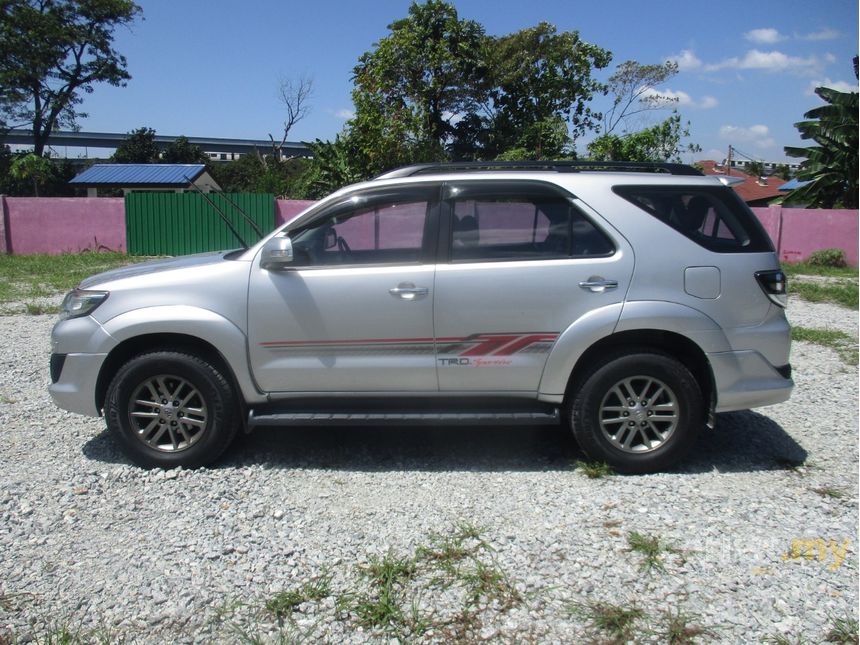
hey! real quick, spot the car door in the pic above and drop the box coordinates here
[247,184,440,393]
[434,180,634,392]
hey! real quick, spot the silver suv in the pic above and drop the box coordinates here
[49,161,793,473]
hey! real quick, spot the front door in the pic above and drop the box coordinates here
[248,185,440,393]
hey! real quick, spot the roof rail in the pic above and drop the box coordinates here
[375,160,704,179]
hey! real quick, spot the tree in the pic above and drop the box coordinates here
[481,22,611,158]
[744,160,764,179]
[349,0,486,174]
[784,86,858,208]
[207,152,307,196]
[112,127,159,163]
[10,152,55,196]
[162,135,208,164]
[346,1,613,174]
[772,164,793,180]
[269,75,313,160]
[587,112,700,162]
[587,58,701,163]
[601,60,679,135]
[299,136,364,198]
[0,0,142,157]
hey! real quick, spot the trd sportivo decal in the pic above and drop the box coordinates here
[259,332,559,365]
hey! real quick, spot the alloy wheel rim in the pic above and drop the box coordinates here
[128,375,207,452]
[598,376,679,453]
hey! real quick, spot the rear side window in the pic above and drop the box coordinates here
[613,185,774,253]
[446,182,614,262]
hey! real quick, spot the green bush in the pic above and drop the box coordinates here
[806,248,848,268]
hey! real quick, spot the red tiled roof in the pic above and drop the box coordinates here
[697,160,783,204]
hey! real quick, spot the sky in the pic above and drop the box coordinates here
[58,0,859,164]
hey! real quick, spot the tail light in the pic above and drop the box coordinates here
[755,270,787,308]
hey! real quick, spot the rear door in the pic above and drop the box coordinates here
[434,180,634,392]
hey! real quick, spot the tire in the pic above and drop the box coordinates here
[105,351,240,468]
[568,350,703,474]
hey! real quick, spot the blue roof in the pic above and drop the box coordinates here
[69,164,206,186]
[777,178,812,191]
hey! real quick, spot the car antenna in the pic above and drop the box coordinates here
[183,176,248,249]
[209,188,264,238]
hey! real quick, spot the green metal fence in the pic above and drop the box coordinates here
[125,192,274,256]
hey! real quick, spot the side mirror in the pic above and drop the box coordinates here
[260,235,295,271]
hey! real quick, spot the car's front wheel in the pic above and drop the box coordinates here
[568,350,703,473]
[105,351,240,468]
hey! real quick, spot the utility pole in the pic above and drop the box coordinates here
[726,145,733,176]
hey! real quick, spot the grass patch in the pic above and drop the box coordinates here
[575,460,615,478]
[460,558,522,611]
[570,600,644,642]
[626,531,685,573]
[813,486,845,499]
[660,607,714,644]
[265,574,331,622]
[416,523,484,577]
[335,524,522,641]
[0,252,146,304]
[783,261,858,279]
[792,326,858,365]
[340,551,419,632]
[825,615,859,643]
[24,302,61,315]
[790,280,858,309]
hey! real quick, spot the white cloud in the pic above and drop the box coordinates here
[719,124,776,149]
[666,49,702,71]
[805,78,859,95]
[334,108,355,120]
[704,49,822,75]
[698,95,719,109]
[744,28,785,44]
[640,87,718,109]
[802,28,840,41]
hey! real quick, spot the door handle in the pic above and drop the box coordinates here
[578,277,618,293]
[389,283,429,300]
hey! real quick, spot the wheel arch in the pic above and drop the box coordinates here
[563,329,714,422]
[96,333,245,415]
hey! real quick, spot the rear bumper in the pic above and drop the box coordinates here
[48,352,108,417]
[709,349,793,412]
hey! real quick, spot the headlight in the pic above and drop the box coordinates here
[58,289,109,320]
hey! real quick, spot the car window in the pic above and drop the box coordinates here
[613,185,774,253]
[290,189,432,266]
[446,183,614,262]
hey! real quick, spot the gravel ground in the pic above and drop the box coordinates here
[0,295,857,644]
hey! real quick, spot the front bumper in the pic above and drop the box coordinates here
[709,349,794,412]
[49,352,108,417]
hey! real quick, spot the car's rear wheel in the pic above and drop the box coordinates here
[568,350,703,473]
[105,351,239,468]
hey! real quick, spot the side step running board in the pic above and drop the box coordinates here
[248,409,560,428]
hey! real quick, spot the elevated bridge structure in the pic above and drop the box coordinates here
[1,129,311,160]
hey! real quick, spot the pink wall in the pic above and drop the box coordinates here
[1,197,857,266]
[751,206,858,266]
[1,196,125,255]
[275,199,316,226]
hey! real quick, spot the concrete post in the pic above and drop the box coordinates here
[0,195,9,254]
